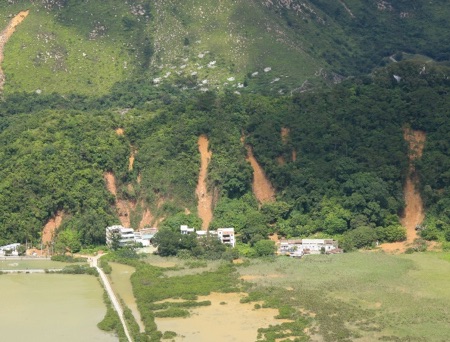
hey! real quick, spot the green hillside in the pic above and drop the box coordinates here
[1,0,449,95]
[0,1,450,250]
[1,61,449,250]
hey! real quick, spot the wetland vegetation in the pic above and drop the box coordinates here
[100,250,450,341]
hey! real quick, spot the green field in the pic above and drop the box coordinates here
[238,252,450,341]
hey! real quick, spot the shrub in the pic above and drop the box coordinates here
[162,331,177,339]
[100,259,112,274]
[254,240,276,257]
[376,225,406,243]
[153,308,190,318]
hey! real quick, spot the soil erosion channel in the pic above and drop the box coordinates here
[382,128,426,252]
[246,145,275,204]
[0,10,29,91]
[196,135,214,230]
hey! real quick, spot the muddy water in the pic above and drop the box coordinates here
[0,274,117,341]
[155,292,288,341]
[109,262,145,332]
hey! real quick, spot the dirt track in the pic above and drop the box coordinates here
[0,10,29,91]
[196,135,214,230]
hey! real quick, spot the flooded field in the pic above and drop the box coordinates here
[0,273,117,342]
[0,258,83,270]
[155,292,289,342]
[109,262,144,332]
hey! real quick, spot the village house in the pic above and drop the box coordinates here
[0,243,21,256]
[179,226,236,247]
[106,226,157,248]
[278,238,340,257]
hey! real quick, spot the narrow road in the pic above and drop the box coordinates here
[90,254,133,342]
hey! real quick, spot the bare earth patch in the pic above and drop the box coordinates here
[0,10,29,91]
[246,145,275,204]
[104,172,132,227]
[41,211,64,245]
[196,135,214,230]
[240,274,285,281]
[381,128,426,253]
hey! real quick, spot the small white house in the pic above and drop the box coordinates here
[180,225,195,235]
[0,243,21,256]
[279,239,339,256]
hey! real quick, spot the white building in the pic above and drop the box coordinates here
[180,225,195,235]
[279,239,339,256]
[134,228,158,247]
[106,225,135,247]
[0,243,21,256]
[106,226,158,248]
[179,226,236,247]
[217,228,236,247]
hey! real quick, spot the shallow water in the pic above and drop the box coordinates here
[155,292,289,342]
[0,273,117,342]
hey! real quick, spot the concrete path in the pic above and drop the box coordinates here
[90,254,133,342]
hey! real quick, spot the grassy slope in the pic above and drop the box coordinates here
[1,1,136,95]
[150,0,322,92]
[1,1,449,95]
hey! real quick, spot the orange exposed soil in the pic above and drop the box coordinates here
[292,150,297,162]
[41,211,64,245]
[139,207,154,229]
[381,128,426,253]
[104,172,132,227]
[104,171,157,228]
[129,148,136,171]
[104,172,117,196]
[196,135,214,230]
[279,127,297,163]
[246,146,275,204]
[0,10,29,91]
[281,127,290,144]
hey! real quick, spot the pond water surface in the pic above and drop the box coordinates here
[0,273,117,342]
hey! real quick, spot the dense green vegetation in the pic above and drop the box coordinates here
[1,61,449,251]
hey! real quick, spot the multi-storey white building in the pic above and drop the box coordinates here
[217,228,236,247]
[179,226,236,247]
[106,225,135,247]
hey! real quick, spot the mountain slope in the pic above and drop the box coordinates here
[1,0,449,95]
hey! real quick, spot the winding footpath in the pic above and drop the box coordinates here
[90,254,133,342]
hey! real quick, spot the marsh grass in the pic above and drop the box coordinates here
[238,252,450,341]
